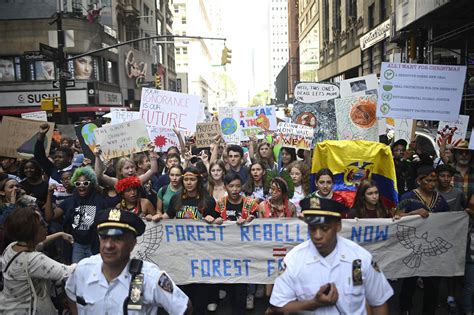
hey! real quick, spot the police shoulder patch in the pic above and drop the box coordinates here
[158,273,174,293]
[371,260,381,272]
[279,262,287,275]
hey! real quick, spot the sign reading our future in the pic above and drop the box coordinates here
[377,62,467,121]
[133,213,467,285]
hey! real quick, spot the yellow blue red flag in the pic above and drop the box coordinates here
[312,140,398,208]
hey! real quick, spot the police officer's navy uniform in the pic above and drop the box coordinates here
[270,197,394,314]
[65,208,189,315]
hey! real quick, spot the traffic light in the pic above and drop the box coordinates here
[155,74,162,89]
[221,47,232,65]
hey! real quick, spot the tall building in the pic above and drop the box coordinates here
[269,0,289,99]
[287,0,299,101]
[298,0,318,82]
[173,0,213,111]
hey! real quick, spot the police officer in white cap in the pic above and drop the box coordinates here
[269,197,393,314]
[65,208,192,314]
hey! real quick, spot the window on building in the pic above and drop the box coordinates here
[380,40,387,62]
[380,0,387,21]
[182,17,186,24]
[143,4,150,23]
[106,60,118,84]
[174,5,179,13]
[334,0,341,31]
[323,0,330,40]
[183,47,188,54]
[368,4,375,29]
[145,33,150,54]
[368,47,373,73]
[348,0,357,18]
[176,48,181,54]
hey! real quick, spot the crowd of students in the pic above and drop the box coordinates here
[0,121,473,314]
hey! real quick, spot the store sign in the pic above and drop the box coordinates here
[98,91,123,106]
[360,19,391,51]
[0,90,88,106]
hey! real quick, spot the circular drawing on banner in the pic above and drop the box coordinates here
[221,118,237,135]
[256,114,270,130]
[295,112,317,128]
[350,98,377,129]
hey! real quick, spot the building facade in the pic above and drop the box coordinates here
[269,0,289,99]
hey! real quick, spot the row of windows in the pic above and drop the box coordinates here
[0,56,118,84]
[175,47,188,54]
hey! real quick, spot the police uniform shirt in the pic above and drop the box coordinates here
[270,236,393,314]
[65,254,189,315]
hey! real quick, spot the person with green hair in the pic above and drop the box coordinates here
[45,166,109,263]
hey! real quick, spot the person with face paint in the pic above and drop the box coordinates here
[350,180,390,219]
[115,176,155,218]
[269,197,393,314]
[396,165,449,315]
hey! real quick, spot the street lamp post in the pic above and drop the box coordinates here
[56,0,68,124]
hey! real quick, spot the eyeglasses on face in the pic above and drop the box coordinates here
[74,181,91,187]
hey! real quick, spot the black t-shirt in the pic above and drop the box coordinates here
[167,193,218,220]
[21,180,49,208]
[225,200,244,221]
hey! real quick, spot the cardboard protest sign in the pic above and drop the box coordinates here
[133,213,467,284]
[94,119,150,160]
[339,74,378,98]
[436,115,469,149]
[56,124,77,140]
[335,95,379,141]
[274,122,314,150]
[294,82,340,103]
[0,117,54,159]
[377,62,467,121]
[75,121,101,161]
[139,88,199,150]
[21,111,48,121]
[218,107,240,144]
[195,122,221,148]
[235,106,277,138]
[110,111,140,125]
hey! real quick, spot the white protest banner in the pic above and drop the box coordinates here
[139,88,200,132]
[218,107,240,144]
[235,106,277,138]
[21,111,47,121]
[195,121,221,148]
[133,212,467,284]
[377,62,467,121]
[0,117,55,159]
[340,74,379,98]
[94,119,150,160]
[436,115,470,149]
[294,82,340,103]
[470,128,474,150]
[335,95,379,141]
[110,111,140,125]
[274,122,314,150]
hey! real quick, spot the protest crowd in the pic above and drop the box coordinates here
[0,89,473,314]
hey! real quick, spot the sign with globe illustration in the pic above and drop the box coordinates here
[221,118,237,135]
[75,121,102,161]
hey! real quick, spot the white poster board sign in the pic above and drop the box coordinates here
[386,118,415,143]
[218,107,240,144]
[340,74,379,98]
[274,122,314,150]
[140,88,200,132]
[110,111,141,125]
[294,82,340,103]
[377,62,467,121]
[133,213,467,284]
[235,106,278,138]
[21,111,47,121]
[436,115,470,148]
[94,119,150,160]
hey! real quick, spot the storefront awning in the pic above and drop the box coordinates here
[0,106,113,116]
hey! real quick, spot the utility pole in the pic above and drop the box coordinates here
[56,0,68,124]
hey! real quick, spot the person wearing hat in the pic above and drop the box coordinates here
[452,140,474,203]
[269,197,393,314]
[65,208,191,314]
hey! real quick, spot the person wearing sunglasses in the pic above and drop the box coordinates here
[47,167,109,263]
